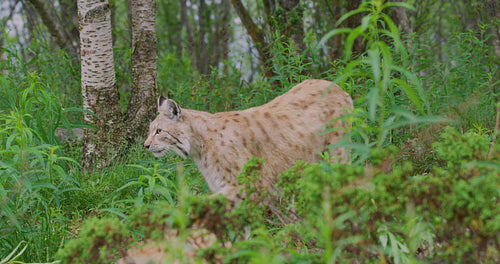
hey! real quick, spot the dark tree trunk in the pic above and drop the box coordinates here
[179,0,231,76]
[392,0,414,37]
[179,0,196,71]
[231,0,275,81]
[197,0,209,74]
[60,0,80,51]
[485,0,500,59]
[125,0,158,141]
[345,0,365,57]
[210,0,231,74]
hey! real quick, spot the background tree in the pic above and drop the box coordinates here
[485,0,500,59]
[176,0,232,76]
[78,0,159,167]
[125,0,158,140]
[26,0,79,58]
[231,0,307,83]
[262,0,305,54]
[231,0,275,80]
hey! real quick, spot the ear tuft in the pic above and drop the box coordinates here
[158,94,167,109]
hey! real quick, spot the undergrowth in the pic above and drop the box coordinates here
[55,126,499,263]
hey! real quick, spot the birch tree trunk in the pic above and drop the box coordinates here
[78,0,123,168]
[125,0,158,140]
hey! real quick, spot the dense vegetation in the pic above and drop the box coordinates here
[0,0,499,263]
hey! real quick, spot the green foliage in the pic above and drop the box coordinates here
[116,161,178,206]
[316,1,444,165]
[414,28,499,129]
[432,126,491,167]
[53,126,499,263]
[267,32,312,90]
[156,52,277,113]
[0,37,81,112]
[0,73,82,262]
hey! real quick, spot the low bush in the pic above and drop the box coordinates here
[55,126,499,263]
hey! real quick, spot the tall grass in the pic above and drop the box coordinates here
[415,26,499,130]
[0,72,85,261]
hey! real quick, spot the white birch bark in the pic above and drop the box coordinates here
[78,0,123,167]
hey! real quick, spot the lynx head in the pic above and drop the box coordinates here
[144,95,191,158]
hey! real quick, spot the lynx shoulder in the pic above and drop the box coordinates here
[144,79,353,198]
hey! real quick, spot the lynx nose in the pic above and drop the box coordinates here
[144,143,150,149]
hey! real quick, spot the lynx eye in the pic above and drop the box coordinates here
[155,129,162,134]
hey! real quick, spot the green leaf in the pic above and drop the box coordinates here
[332,60,366,85]
[380,14,400,37]
[379,233,388,248]
[345,26,365,61]
[5,133,16,152]
[380,29,408,61]
[391,65,430,113]
[385,108,445,130]
[126,164,153,174]
[375,41,393,90]
[116,181,144,193]
[361,14,372,31]
[154,185,175,204]
[335,7,371,26]
[367,48,381,84]
[57,187,83,194]
[463,161,500,170]
[381,1,416,12]
[317,28,352,49]
[0,240,28,264]
[367,87,380,121]
[57,156,81,166]
[97,208,127,219]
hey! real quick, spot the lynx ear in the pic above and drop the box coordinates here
[159,97,182,120]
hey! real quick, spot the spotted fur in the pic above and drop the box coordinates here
[144,79,353,199]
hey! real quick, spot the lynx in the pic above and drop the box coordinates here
[144,79,353,199]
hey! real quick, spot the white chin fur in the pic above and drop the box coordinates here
[151,150,166,157]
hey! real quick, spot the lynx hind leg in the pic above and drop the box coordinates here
[329,146,348,164]
[326,123,349,164]
[213,185,244,205]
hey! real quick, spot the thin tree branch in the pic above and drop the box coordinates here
[230,0,275,80]
[27,0,76,56]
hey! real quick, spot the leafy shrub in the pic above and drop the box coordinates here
[55,217,131,264]
[315,0,444,165]
[54,126,499,263]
